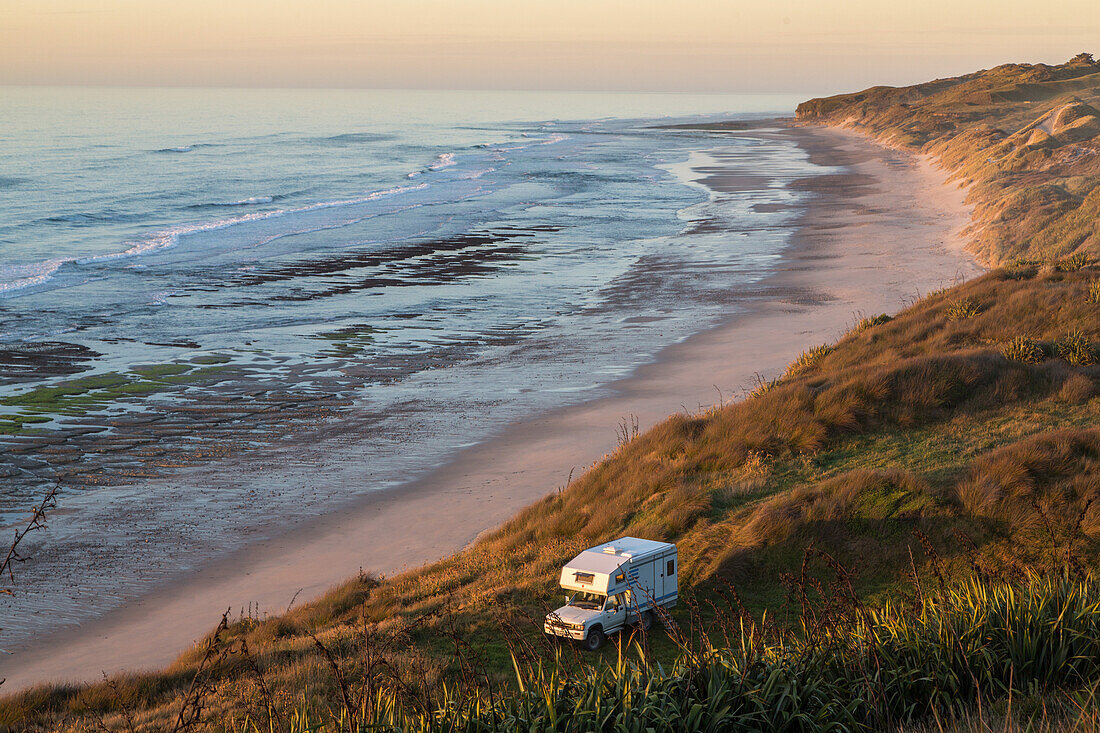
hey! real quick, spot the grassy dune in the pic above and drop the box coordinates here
[4,57,1100,731]
[797,53,1100,265]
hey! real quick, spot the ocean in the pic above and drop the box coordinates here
[0,87,818,645]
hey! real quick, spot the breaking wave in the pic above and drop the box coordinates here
[0,184,428,294]
[83,183,428,263]
[428,152,457,170]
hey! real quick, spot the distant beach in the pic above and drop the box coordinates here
[0,119,982,690]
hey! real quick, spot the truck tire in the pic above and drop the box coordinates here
[636,610,655,632]
[583,626,605,651]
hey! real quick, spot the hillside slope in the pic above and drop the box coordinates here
[797,53,1100,265]
[5,262,1097,732]
[4,58,1100,731]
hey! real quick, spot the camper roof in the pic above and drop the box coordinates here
[565,537,673,573]
[592,536,673,561]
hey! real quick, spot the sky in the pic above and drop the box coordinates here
[2,0,1099,93]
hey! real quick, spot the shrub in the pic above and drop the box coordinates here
[944,297,981,320]
[1056,252,1093,271]
[1001,336,1044,363]
[1004,259,1038,279]
[850,313,892,335]
[1087,280,1100,304]
[1057,329,1097,365]
[783,344,833,378]
[748,373,780,399]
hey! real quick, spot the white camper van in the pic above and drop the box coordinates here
[544,537,677,650]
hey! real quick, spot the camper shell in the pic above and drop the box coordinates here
[544,537,677,650]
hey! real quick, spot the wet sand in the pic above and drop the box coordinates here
[0,123,982,691]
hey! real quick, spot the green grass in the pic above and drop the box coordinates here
[229,576,1100,732]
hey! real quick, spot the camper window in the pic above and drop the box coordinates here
[568,591,605,610]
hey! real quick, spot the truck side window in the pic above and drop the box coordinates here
[667,559,676,576]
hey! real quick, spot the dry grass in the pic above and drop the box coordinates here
[956,429,1100,539]
[797,54,1100,266]
[4,275,1100,732]
[1059,373,1097,403]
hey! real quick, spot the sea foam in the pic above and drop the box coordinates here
[0,258,71,296]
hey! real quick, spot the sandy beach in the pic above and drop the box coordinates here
[0,123,983,692]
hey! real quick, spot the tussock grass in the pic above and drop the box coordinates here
[1002,336,1046,363]
[783,344,832,378]
[849,312,892,335]
[746,372,780,399]
[1005,259,1040,280]
[944,297,981,320]
[1087,280,1100,304]
[1057,252,1094,272]
[1058,330,1098,365]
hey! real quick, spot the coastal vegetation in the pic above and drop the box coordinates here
[4,261,1097,732]
[796,53,1100,266]
[4,55,1100,731]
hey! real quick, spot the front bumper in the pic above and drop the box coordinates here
[544,621,586,640]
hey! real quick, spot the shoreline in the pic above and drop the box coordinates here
[0,122,983,692]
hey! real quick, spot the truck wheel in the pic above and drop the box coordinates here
[583,627,605,651]
[637,610,655,632]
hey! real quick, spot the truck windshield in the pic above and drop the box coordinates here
[568,592,605,610]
